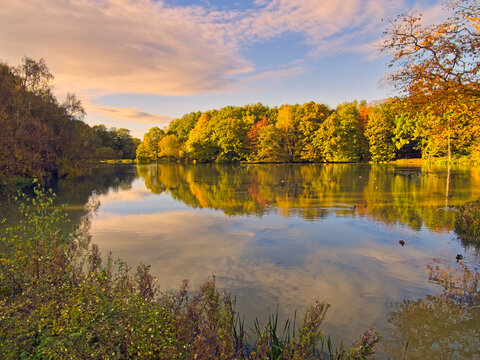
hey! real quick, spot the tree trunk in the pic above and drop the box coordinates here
[447,116,451,162]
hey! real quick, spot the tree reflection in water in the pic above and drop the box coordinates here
[136,163,480,232]
[386,260,480,359]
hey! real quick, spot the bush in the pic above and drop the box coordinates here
[455,198,480,242]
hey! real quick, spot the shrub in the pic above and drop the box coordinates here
[455,198,480,242]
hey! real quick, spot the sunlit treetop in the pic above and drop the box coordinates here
[382,0,480,97]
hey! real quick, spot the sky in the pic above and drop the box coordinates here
[0,0,444,138]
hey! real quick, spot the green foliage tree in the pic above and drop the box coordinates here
[313,102,368,162]
[365,102,396,162]
[256,125,288,162]
[135,143,149,163]
[116,128,139,159]
[168,111,202,142]
[93,125,139,160]
[212,117,249,162]
[296,101,331,161]
[138,126,165,162]
[390,99,423,158]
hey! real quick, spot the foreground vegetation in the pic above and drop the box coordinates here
[0,186,378,359]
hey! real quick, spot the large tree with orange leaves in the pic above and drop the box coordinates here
[382,0,480,160]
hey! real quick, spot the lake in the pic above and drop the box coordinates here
[5,162,480,358]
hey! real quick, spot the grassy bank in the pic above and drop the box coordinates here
[100,159,136,164]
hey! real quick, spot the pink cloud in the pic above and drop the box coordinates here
[86,102,173,126]
[0,0,250,97]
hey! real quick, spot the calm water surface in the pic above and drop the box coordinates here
[10,163,480,358]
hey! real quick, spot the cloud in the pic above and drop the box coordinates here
[0,0,441,102]
[240,66,306,87]
[234,0,408,56]
[87,102,173,126]
[0,0,251,97]
[94,186,152,205]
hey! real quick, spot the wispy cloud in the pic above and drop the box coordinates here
[0,0,251,97]
[242,66,305,83]
[87,102,173,126]
[232,0,409,56]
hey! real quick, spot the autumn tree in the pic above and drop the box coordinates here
[242,102,272,126]
[313,102,368,162]
[276,104,298,161]
[62,92,86,121]
[296,101,331,161]
[0,59,103,184]
[185,113,218,162]
[365,101,397,161]
[382,0,480,160]
[14,57,53,97]
[246,116,270,160]
[159,134,182,160]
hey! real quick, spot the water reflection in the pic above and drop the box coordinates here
[137,163,480,232]
[4,163,476,356]
[0,163,138,229]
[90,205,441,345]
[84,163,480,354]
[385,261,480,359]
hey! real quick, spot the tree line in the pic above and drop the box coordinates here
[0,58,140,187]
[137,94,477,164]
[138,0,479,164]
[136,101,394,163]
